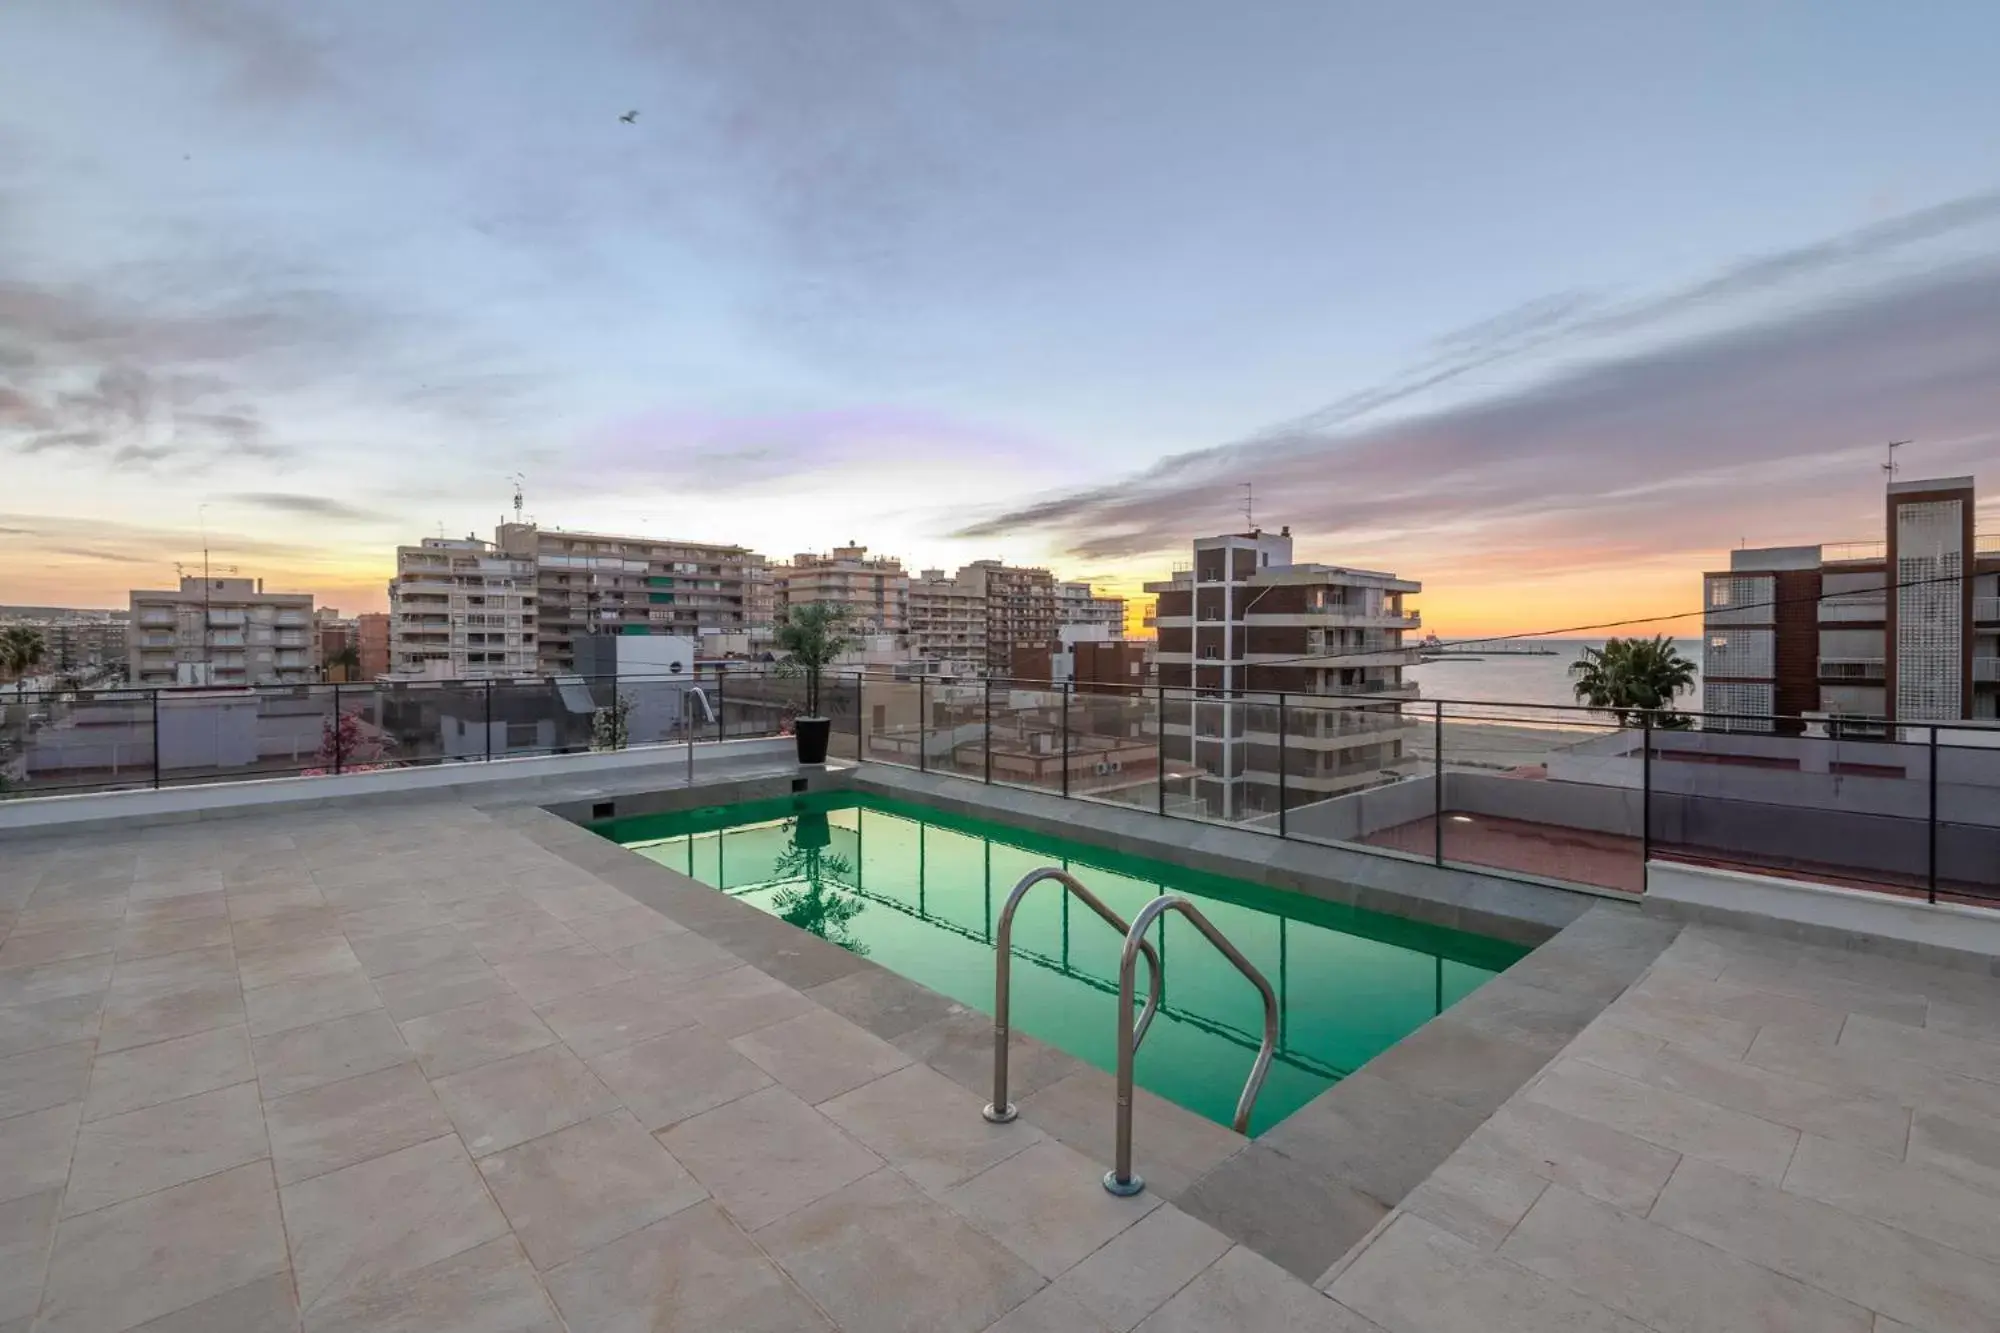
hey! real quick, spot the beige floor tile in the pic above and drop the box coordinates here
[99,977,245,1053]
[122,891,227,926]
[986,1287,1115,1332]
[662,1084,880,1230]
[732,1007,913,1104]
[373,954,514,1022]
[477,1108,708,1270]
[280,1134,509,1314]
[586,1024,774,1130]
[266,1061,452,1184]
[398,993,556,1078]
[944,1140,1162,1280]
[1746,1027,2000,1124]
[252,1009,412,1099]
[234,934,363,992]
[432,1042,619,1156]
[564,904,685,952]
[820,1063,1044,1193]
[760,1169,1045,1333]
[0,992,103,1060]
[336,901,452,942]
[0,1100,82,1205]
[301,1234,560,1333]
[228,884,329,921]
[1597,988,1761,1061]
[1840,1013,2000,1085]
[458,912,582,963]
[1140,1245,1382,1333]
[663,964,815,1039]
[1526,1057,1798,1184]
[39,1162,287,1333]
[0,1188,60,1324]
[244,971,382,1039]
[1327,1213,1648,1333]
[1909,1108,2000,1195]
[544,1201,831,1333]
[1019,1068,1242,1201]
[65,1082,269,1217]
[113,916,234,964]
[110,947,237,1002]
[0,1038,93,1119]
[126,1272,298,1333]
[532,974,699,1057]
[605,929,740,985]
[1396,1135,1549,1251]
[345,924,475,979]
[1651,1156,2000,1333]
[1615,1039,1911,1158]
[0,921,123,969]
[0,954,113,1008]
[1052,1205,1234,1332]
[231,906,342,955]
[1500,1182,1870,1333]
[1784,1133,2000,1264]
[492,943,631,1005]
[1480,1096,1683,1214]
[445,890,547,926]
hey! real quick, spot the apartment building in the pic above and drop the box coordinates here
[1056,581,1127,637]
[1703,475,2000,731]
[388,537,538,679]
[960,560,1056,673]
[908,568,987,671]
[356,613,391,679]
[1146,527,1422,817]
[128,576,317,687]
[775,545,909,633]
[13,616,127,674]
[496,523,770,674]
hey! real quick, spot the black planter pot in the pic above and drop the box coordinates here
[794,716,832,765]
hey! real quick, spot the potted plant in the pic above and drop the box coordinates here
[775,602,854,765]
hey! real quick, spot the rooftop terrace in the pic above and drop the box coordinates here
[3,677,2000,1330]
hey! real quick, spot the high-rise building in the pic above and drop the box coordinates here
[496,524,770,674]
[960,560,1056,674]
[908,568,986,671]
[356,613,391,679]
[388,537,538,679]
[775,545,909,633]
[1146,527,1422,817]
[1056,581,1127,637]
[1703,475,1999,731]
[128,577,318,687]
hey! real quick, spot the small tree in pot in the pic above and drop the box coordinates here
[775,602,854,765]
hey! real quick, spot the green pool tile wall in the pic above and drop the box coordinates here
[593,791,1527,1133]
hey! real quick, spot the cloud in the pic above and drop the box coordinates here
[227,492,392,522]
[48,546,147,564]
[955,257,2000,577]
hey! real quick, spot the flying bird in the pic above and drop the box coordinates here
[619,110,639,124]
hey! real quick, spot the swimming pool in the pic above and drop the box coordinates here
[592,791,1526,1134]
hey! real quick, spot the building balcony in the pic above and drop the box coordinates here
[207,611,246,628]
[1976,597,2000,624]
[137,610,176,627]
[1976,657,2000,683]
[1817,597,1886,624]
[1819,657,1886,681]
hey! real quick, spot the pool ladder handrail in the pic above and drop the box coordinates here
[984,868,1163,1124]
[1105,894,1278,1197]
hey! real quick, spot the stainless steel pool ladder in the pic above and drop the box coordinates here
[1104,895,1278,1197]
[983,868,1163,1124]
[684,687,715,783]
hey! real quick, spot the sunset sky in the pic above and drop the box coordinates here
[4,2,1998,637]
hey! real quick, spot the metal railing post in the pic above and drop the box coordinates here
[151,689,160,788]
[1157,684,1168,816]
[1641,711,1653,871]
[484,679,494,763]
[332,683,344,775]
[715,671,726,742]
[918,675,928,773]
[1108,894,1277,1196]
[983,677,993,784]
[1928,725,1939,904]
[1432,700,1443,864]
[1061,681,1071,798]
[985,868,1161,1124]
[1277,692,1288,838]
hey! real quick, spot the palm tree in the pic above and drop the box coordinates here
[774,603,855,718]
[1,628,47,696]
[1570,634,1697,727]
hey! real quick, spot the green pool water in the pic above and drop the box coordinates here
[593,791,1526,1134]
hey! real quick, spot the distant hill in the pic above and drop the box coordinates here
[0,606,126,620]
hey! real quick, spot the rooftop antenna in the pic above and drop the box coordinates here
[510,473,526,523]
[1241,482,1255,531]
[1883,439,1909,482]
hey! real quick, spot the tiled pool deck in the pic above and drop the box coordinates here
[3,777,1999,1331]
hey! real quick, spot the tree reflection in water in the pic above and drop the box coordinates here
[768,811,868,955]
